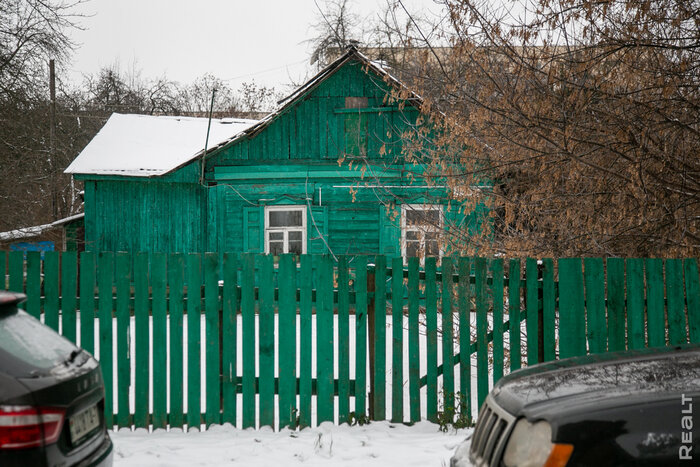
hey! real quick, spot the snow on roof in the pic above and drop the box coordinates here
[0,213,84,241]
[65,113,257,177]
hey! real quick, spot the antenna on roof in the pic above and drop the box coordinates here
[200,88,217,185]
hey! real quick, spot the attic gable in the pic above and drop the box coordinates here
[207,48,423,167]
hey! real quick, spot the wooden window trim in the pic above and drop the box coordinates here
[264,205,307,255]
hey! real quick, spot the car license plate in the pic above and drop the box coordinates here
[69,404,100,444]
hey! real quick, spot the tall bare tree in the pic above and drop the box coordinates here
[386,0,700,257]
[0,0,83,231]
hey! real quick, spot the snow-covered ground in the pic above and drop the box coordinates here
[110,422,472,467]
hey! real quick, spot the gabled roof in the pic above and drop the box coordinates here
[206,45,423,155]
[65,47,421,179]
[65,113,257,177]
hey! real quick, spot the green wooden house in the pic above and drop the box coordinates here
[66,47,474,257]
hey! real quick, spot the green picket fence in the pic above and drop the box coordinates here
[1,251,699,430]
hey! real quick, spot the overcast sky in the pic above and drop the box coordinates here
[66,0,444,92]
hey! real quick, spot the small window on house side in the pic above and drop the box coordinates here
[401,204,443,259]
[265,206,306,255]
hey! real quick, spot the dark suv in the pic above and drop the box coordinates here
[0,291,113,467]
[452,344,700,467]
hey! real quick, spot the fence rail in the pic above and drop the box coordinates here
[1,251,699,431]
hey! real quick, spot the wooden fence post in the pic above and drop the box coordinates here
[367,264,375,420]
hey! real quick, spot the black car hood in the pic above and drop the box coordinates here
[492,344,700,421]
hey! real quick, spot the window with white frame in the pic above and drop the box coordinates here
[265,206,306,255]
[401,204,442,258]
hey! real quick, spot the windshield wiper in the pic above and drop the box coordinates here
[64,349,81,366]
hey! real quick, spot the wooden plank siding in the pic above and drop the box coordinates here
[82,178,206,253]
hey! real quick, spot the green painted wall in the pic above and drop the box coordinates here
[82,171,206,253]
[208,163,469,256]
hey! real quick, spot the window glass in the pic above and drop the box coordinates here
[406,241,420,257]
[288,240,303,255]
[0,310,77,371]
[402,205,442,259]
[406,209,440,226]
[269,232,284,241]
[425,240,440,256]
[269,241,284,256]
[269,210,303,228]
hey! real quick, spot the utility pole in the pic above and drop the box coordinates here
[49,59,58,219]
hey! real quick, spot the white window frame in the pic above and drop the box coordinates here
[264,205,307,255]
[401,203,444,259]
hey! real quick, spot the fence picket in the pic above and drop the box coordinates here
[278,254,296,429]
[491,258,504,382]
[222,253,239,426]
[80,252,96,354]
[115,252,131,429]
[584,258,606,354]
[204,253,221,427]
[134,253,150,428]
[317,254,334,424]
[0,251,4,290]
[354,256,368,420]
[425,257,438,423]
[457,257,471,421]
[391,256,404,423]
[441,257,454,416]
[168,254,185,428]
[338,256,351,424]
[98,252,114,427]
[525,258,539,365]
[258,254,275,428]
[558,258,586,358]
[542,259,556,361]
[407,257,420,423]
[372,255,387,421]
[475,257,489,409]
[152,253,168,429]
[607,258,626,351]
[8,251,23,295]
[508,259,521,371]
[43,251,59,331]
[186,253,202,430]
[26,251,41,318]
[298,255,313,428]
[241,253,256,429]
[666,259,688,345]
[626,259,645,350]
[645,259,665,348]
[684,259,700,344]
[61,251,78,344]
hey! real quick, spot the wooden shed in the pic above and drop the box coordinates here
[66,47,478,257]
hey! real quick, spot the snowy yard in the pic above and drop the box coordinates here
[110,422,472,466]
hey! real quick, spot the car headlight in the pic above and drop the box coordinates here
[503,418,573,467]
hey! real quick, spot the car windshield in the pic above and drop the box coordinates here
[0,308,78,372]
